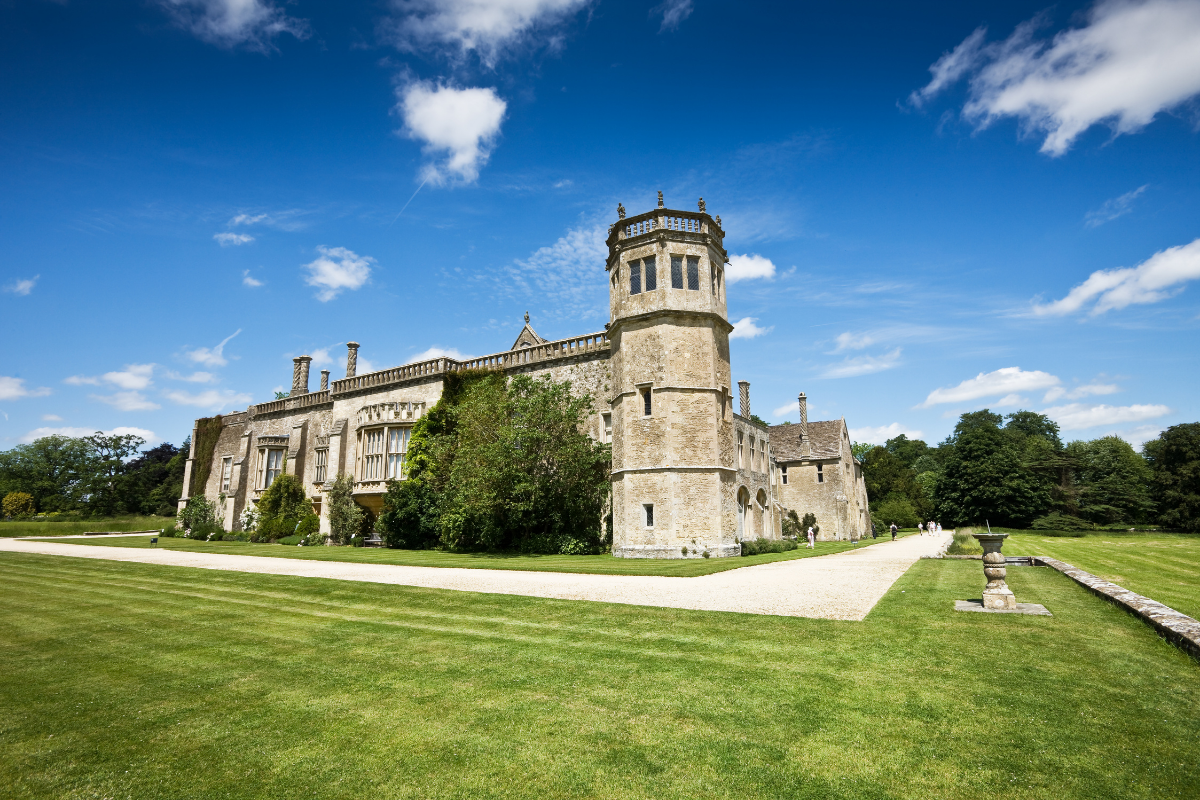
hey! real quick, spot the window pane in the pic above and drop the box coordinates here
[687,256,700,290]
[644,256,656,290]
[671,256,683,288]
[630,261,641,295]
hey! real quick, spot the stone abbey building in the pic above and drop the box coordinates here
[180,197,870,556]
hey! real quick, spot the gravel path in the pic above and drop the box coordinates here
[0,533,951,620]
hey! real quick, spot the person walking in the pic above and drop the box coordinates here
[889,523,898,541]
[806,526,816,549]
[871,522,877,540]
[918,522,924,536]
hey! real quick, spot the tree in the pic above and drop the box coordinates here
[850,441,874,462]
[884,435,929,468]
[1144,423,1200,532]
[3,491,36,518]
[121,442,184,515]
[327,473,364,545]
[83,432,145,516]
[1067,436,1154,524]
[0,435,94,513]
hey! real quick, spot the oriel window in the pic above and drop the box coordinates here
[630,261,642,295]
[671,255,684,289]
[687,256,700,290]
[643,256,657,290]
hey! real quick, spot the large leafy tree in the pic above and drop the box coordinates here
[0,435,94,512]
[1144,423,1200,532]
[1067,436,1154,524]
[82,432,146,516]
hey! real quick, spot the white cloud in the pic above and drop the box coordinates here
[164,388,253,411]
[729,317,773,340]
[386,0,590,66]
[215,232,254,246]
[1043,402,1170,430]
[504,223,608,320]
[4,275,39,296]
[772,402,800,419]
[993,394,1029,407]
[1034,238,1200,316]
[41,414,62,422]
[159,0,308,51]
[91,391,161,412]
[229,213,268,226]
[356,358,377,374]
[849,423,926,446]
[102,364,155,390]
[166,370,217,383]
[310,347,334,366]
[0,376,52,400]
[19,426,158,445]
[398,82,507,185]
[407,346,470,363]
[1116,423,1167,448]
[242,269,264,287]
[1085,185,1148,228]
[303,246,374,302]
[726,253,776,283]
[920,367,1060,407]
[652,0,693,32]
[1043,381,1120,402]
[912,0,1200,155]
[64,375,101,386]
[833,331,875,352]
[186,329,241,367]
[821,348,903,379]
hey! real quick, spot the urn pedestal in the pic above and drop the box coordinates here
[974,532,1017,610]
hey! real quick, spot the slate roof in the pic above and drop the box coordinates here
[768,419,846,462]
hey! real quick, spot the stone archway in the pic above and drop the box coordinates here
[737,487,750,540]
[756,489,768,539]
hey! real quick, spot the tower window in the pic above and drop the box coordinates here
[671,255,683,289]
[642,388,652,416]
[630,261,642,295]
[644,256,657,290]
[817,463,824,483]
[644,503,654,527]
[602,413,612,443]
[781,464,788,484]
[711,263,717,295]
[687,256,700,290]
[220,457,232,493]
[738,431,744,469]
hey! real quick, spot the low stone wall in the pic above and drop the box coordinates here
[1035,556,1200,661]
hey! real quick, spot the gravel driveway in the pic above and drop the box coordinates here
[0,532,950,620]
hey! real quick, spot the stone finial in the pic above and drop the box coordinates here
[345,342,360,378]
[291,355,312,396]
[698,197,706,212]
[715,215,721,227]
[617,203,626,220]
[320,370,330,392]
[524,311,530,324]
[657,191,664,208]
[738,380,750,419]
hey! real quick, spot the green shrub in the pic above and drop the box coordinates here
[220,532,250,542]
[3,492,36,519]
[277,535,303,545]
[739,537,799,556]
[327,473,365,546]
[945,532,982,555]
[1031,512,1092,532]
[302,528,326,547]
[257,475,309,523]
[179,495,219,531]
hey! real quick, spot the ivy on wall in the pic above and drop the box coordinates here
[189,415,224,498]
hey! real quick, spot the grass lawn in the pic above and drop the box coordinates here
[0,516,168,538]
[0,553,1196,799]
[27,530,916,577]
[998,529,1200,620]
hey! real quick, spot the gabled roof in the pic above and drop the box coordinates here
[768,419,847,462]
[510,314,548,350]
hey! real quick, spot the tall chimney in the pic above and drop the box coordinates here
[738,380,750,419]
[319,370,330,392]
[291,356,312,396]
[798,392,811,457]
[345,342,360,378]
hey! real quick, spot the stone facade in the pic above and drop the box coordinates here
[181,198,867,556]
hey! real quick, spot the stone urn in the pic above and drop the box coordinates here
[973,532,1016,610]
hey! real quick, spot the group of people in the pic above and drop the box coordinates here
[918,521,943,536]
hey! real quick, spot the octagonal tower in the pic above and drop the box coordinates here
[606,195,739,558]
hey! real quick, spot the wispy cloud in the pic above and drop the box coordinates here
[833,331,875,352]
[1085,185,1148,227]
[772,402,800,419]
[406,346,470,363]
[726,253,776,283]
[729,317,773,340]
[164,388,253,411]
[41,414,62,422]
[821,348,903,379]
[66,363,155,390]
[158,0,308,51]
[227,210,309,231]
[849,422,925,446]
[229,213,268,226]
[1032,238,1200,315]
[303,246,374,302]
[397,82,507,185]
[20,426,158,445]
[503,222,608,321]
[91,391,161,412]
[920,366,1059,407]
[911,0,1200,155]
[4,275,39,296]
[186,330,241,367]
[652,0,693,32]
[1043,380,1119,402]
[242,269,264,287]
[166,370,217,384]
[0,376,52,401]
[214,232,254,246]
[1044,402,1170,430]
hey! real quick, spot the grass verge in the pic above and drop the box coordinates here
[27,530,917,577]
[0,516,169,538]
[0,553,1197,799]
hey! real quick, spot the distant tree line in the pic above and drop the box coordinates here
[861,411,1200,532]
[0,433,185,518]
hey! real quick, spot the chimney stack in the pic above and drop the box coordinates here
[291,356,312,396]
[345,342,360,378]
[798,392,810,457]
[320,370,330,392]
[738,380,750,419]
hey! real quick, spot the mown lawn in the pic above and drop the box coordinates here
[28,530,914,577]
[1,553,1196,799]
[1001,530,1200,620]
[0,516,168,537]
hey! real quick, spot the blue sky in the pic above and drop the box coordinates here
[3,0,1199,451]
